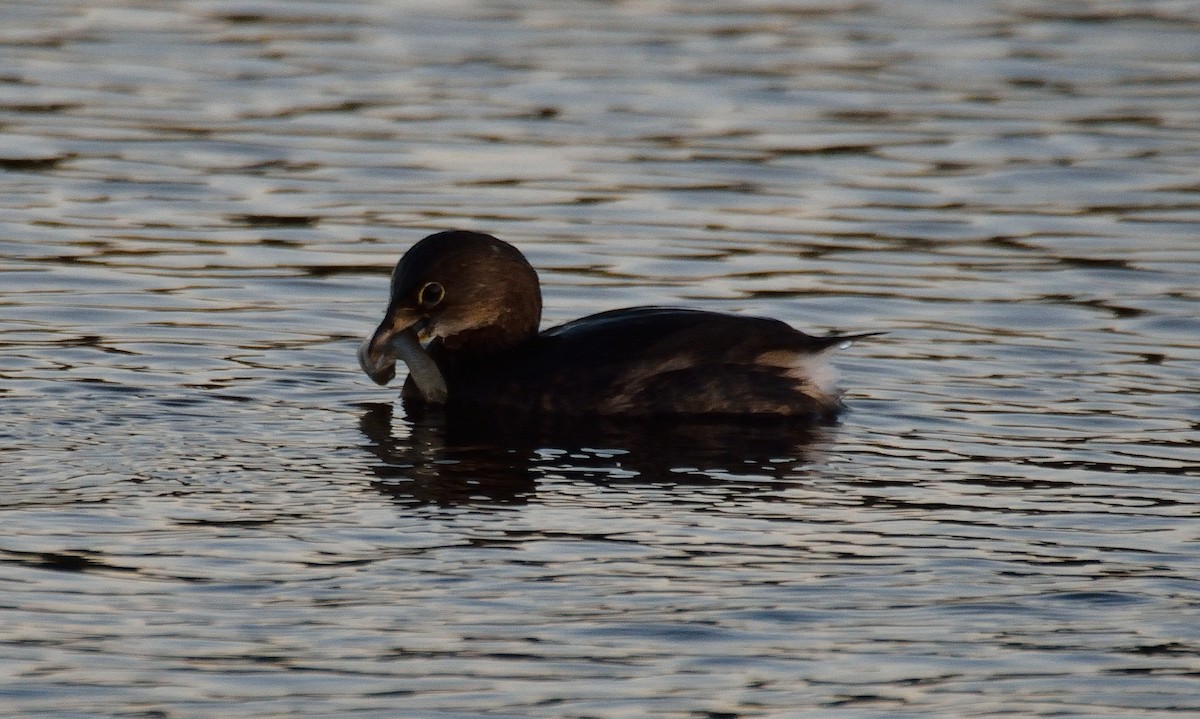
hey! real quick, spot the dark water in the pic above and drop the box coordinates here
[3,1,1199,717]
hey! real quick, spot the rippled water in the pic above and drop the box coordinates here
[3,1,1199,716]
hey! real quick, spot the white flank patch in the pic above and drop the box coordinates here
[756,349,840,403]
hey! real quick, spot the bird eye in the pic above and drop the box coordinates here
[418,281,444,308]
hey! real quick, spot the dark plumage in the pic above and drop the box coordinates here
[359,230,875,419]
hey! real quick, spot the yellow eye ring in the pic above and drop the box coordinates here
[418,281,444,308]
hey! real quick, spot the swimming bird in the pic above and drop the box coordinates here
[359,230,876,420]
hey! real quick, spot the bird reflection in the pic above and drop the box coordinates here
[357,402,536,507]
[357,402,836,508]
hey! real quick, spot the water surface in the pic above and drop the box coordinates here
[2,1,1199,717]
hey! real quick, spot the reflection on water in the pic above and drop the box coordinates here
[358,402,834,507]
[2,0,1200,717]
[360,402,538,506]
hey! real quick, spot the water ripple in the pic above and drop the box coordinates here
[2,1,1199,717]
